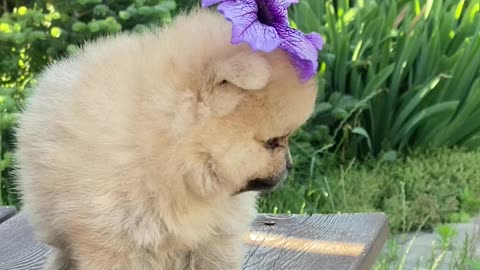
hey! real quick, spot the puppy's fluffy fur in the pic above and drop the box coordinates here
[15,9,318,270]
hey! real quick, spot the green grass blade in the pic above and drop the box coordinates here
[394,101,459,148]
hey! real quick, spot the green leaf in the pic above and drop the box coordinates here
[119,11,131,20]
[17,6,28,16]
[331,108,349,120]
[0,23,11,33]
[381,150,399,162]
[50,27,62,38]
[28,31,47,41]
[395,101,459,148]
[156,1,177,11]
[314,102,333,114]
[392,75,444,134]
[79,0,102,5]
[93,5,110,16]
[352,127,373,153]
[363,64,395,98]
[88,22,100,32]
[72,22,87,32]
[138,6,155,16]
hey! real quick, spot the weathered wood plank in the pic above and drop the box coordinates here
[0,213,51,270]
[0,206,16,224]
[0,212,388,270]
[242,213,388,270]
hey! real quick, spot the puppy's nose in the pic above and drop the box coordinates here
[286,149,293,171]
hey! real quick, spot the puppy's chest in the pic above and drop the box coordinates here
[125,194,256,254]
[170,205,240,245]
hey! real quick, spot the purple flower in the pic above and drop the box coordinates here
[202,0,324,82]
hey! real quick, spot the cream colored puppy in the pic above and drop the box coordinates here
[15,9,318,270]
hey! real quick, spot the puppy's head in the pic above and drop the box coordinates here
[166,10,318,197]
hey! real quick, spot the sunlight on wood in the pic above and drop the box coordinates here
[243,231,365,257]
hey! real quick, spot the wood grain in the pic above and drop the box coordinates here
[0,211,388,270]
[243,232,365,257]
[242,213,388,270]
[0,213,51,270]
[0,206,16,224]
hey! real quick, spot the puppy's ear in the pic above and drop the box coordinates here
[215,52,271,91]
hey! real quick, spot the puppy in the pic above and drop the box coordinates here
[15,8,318,270]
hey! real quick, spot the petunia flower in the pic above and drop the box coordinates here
[202,0,324,82]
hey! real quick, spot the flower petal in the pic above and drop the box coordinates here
[218,0,284,52]
[278,0,299,8]
[201,0,225,8]
[276,24,321,82]
[306,32,324,50]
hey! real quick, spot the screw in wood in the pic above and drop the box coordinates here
[264,220,276,226]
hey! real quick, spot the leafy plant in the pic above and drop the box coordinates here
[290,0,480,160]
[374,220,480,270]
[0,0,177,205]
[176,0,199,12]
[463,259,480,270]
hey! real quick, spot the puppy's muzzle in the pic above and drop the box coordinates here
[235,151,293,194]
[237,169,289,194]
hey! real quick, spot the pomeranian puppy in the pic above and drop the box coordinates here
[15,8,318,270]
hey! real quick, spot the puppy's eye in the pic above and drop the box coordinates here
[218,80,229,86]
[264,138,281,150]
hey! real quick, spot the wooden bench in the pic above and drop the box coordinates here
[0,207,388,270]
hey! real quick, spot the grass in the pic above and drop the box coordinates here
[259,145,480,233]
[258,137,480,267]
[374,220,480,269]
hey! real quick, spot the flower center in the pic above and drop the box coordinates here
[255,0,275,26]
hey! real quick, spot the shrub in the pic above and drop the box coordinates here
[289,0,480,160]
[176,0,199,12]
[0,0,177,205]
[259,147,480,233]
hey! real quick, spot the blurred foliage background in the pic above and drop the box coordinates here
[260,0,480,232]
[0,0,178,204]
[1,0,479,237]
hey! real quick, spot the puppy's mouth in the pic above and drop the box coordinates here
[235,170,288,195]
